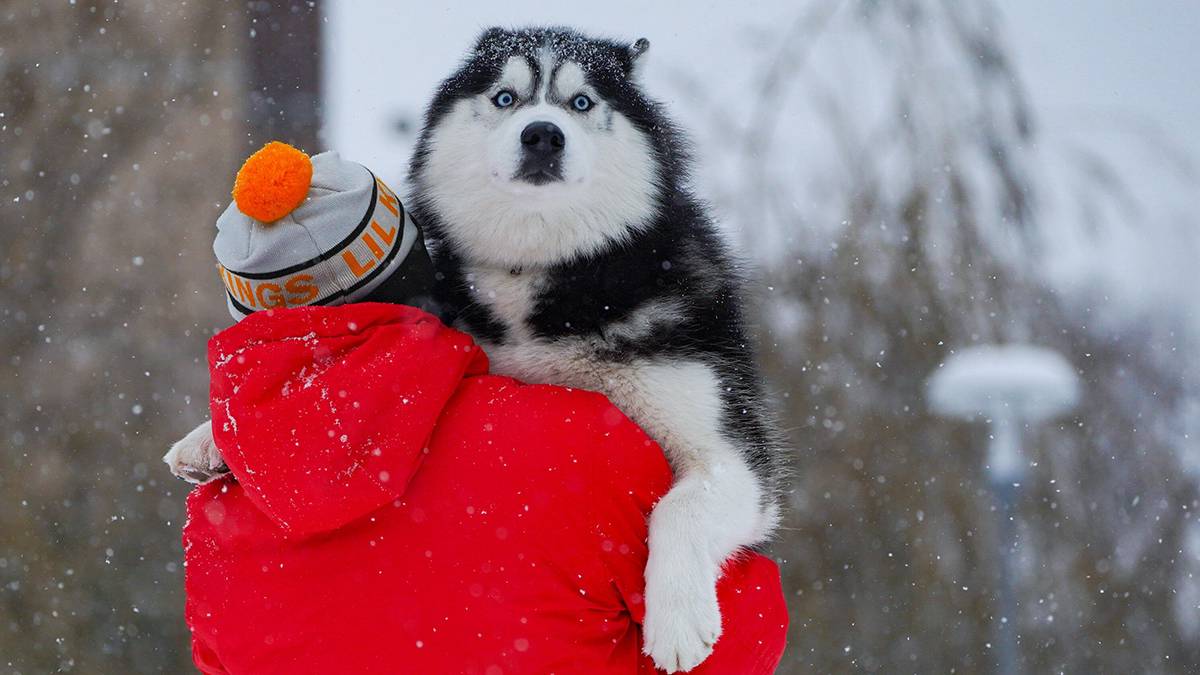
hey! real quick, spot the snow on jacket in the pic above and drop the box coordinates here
[183,303,787,674]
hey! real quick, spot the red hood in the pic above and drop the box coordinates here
[207,303,488,537]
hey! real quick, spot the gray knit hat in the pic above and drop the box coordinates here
[214,142,421,321]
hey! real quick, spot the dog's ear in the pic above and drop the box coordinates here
[629,37,650,61]
[625,37,650,79]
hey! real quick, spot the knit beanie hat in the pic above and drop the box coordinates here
[214,142,428,321]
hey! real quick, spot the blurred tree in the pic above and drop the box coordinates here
[245,0,322,151]
[674,0,1200,671]
[0,1,320,672]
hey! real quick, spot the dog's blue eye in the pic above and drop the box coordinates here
[572,94,593,112]
[493,91,515,108]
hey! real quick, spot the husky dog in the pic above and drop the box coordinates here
[409,28,785,672]
[166,27,786,672]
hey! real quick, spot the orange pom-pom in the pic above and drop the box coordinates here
[232,141,313,223]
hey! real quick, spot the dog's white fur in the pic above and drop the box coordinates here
[421,53,659,270]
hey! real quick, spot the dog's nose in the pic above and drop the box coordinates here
[520,121,565,155]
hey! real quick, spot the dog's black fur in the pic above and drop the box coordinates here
[407,27,785,489]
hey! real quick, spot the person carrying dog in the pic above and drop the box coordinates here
[171,142,788,674]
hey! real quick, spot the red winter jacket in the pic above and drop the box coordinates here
[183,303,787,674]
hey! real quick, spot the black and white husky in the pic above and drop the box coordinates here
[410,28,785,672]
[166,27,786,672]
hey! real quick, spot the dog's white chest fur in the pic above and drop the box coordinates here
[463,264,540,343]
[462,263,606,390]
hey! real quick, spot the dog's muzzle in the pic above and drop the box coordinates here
[516,121,565,184]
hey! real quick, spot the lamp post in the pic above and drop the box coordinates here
[926,345,1081,675]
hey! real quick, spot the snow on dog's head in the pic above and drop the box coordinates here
[410,27,678,268]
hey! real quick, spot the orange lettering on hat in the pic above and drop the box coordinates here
[233,276,256,307]
[370,219,397,246]
[222,267,241,296]
[363,230,385,260]
[217,265,234,293]
[256,282,286,308]
[376,179,400,218]
[342,249,376,278]
[285,275,319,305]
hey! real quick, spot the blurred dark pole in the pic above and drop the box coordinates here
[991,479,1022,675]
[245,1,322,153]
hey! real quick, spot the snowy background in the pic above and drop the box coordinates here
[2,1,1199,672]
[327,0,1200,327]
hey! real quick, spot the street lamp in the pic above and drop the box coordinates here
[926,344,1081,675]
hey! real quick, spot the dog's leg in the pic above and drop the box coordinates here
[163,420,229,484]
[605,360,772,673]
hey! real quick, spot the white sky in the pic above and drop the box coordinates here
[1001,0,1200,158]
[325,1,1200,176]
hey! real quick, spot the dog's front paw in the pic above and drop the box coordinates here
[642,558,722,673]
[163,421,228,484]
